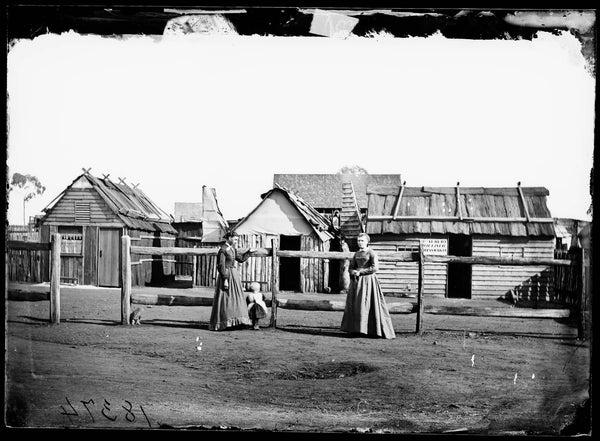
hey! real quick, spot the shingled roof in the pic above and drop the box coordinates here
[273,174,403,210]
[366,185,555,237]
[42,172,177,234]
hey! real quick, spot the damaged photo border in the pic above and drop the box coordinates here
[5,4,596,436]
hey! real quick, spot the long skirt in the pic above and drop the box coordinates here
[209,268,252,331]
[340,274,396,339]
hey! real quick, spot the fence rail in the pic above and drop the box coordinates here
[121,236,585,337]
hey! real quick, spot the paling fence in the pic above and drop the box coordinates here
[120,236,588,338]
[7,234,62,324]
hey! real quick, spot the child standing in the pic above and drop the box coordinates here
[246,282,268,330]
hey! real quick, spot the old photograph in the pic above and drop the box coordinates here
[5,5,595,435]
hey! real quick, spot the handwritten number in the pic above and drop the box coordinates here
[80,399,95,422]
[101,399,117,421]
[139,405,152,428]
[59,397,78,423]
[122,400,135,422]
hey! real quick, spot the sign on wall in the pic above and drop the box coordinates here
[419,238,448,255]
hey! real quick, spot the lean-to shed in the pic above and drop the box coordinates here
[172,186,229,286]
[232,186,334,293]
[39,170,177,287]
[366,184,556,300]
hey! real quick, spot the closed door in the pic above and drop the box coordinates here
[98,229,121,287]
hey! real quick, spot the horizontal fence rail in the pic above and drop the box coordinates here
[121,236,581,334]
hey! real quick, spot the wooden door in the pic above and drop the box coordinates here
[98,228,121,287]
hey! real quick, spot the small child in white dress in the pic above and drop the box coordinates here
[246,282,268,330]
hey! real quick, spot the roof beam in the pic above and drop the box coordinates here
[517,182,531,223]
[392,181,406,220]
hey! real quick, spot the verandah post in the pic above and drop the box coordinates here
[121,235,132,325]
[416,244,425,335]
[50,233,61,324]
[269,239,279,328]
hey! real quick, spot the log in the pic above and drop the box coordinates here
[130,246,272,257]
[275,298,416,314]
[50,233,61,324]
[367,215,554,223]
[7,241,51,251]
[121,235,132,325]
[132,293,214,306]
[424,255,574,267]
[7,289,50,301]
[423,305,570,318]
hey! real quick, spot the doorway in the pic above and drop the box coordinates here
[279,235,301,292]
[447,234,472,299]
[98,228,121,287]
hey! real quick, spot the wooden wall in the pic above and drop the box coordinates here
[237,234,279,292]
[175,237,219,287]
[370,236,447,297]
[41,188,122,225]
[300,234,329,293]
[471,236,555,300]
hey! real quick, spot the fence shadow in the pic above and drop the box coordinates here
[277,324,415,338]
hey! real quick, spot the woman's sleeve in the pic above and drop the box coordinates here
[358,250,378,275]
[217,250,229,279]
[235,248,251,263]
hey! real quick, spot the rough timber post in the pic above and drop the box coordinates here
[416,244,425,335]
[121,235,132,325]
[50,233,61,324]
[578,240,592,340]
[269,239,279,328]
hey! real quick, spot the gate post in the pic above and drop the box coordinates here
[50,233,61,324]
[269,239,279,328]
[121,235,132,325]
[416,244,425,335]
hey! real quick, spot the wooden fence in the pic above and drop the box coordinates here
[7,234,62,324]
[120,235,586,338]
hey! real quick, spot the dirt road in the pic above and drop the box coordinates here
[5,284,591,434]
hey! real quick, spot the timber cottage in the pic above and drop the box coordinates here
[366,184,557,300]
[232,186,334,293]
[39,170,177,287]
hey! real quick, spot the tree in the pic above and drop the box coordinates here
[337,165,368,175]
[9,173,46,225]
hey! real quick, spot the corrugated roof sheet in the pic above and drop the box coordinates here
[366,186,555,237]
[273,174,403,209]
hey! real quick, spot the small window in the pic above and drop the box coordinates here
[74,202,91,223]
[58,226,83,255]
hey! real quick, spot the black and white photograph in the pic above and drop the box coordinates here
[5,5,595,435]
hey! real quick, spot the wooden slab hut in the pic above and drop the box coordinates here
[232,186,334,293]
[366,184,556,300]
[39,170,177,287]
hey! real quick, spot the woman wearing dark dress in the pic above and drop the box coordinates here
[209,231,254,331]
[340,233,396,339]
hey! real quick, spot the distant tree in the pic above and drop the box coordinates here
[9,173,46,225]
[337,165,368,175]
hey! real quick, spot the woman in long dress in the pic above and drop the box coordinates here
[209,231,254,331]
[340,233,396,339]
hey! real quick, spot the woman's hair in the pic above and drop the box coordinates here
[357,232,370,243]
[224,230,239,239]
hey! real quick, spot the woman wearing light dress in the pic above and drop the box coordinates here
[340,233,396,339]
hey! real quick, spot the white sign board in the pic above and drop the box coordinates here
[419,238,448,255]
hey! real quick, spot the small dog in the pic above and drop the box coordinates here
[130,307,143,325]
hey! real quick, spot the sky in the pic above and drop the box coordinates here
[6,28,595,225]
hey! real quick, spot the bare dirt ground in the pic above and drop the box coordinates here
[5,282,591,435]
